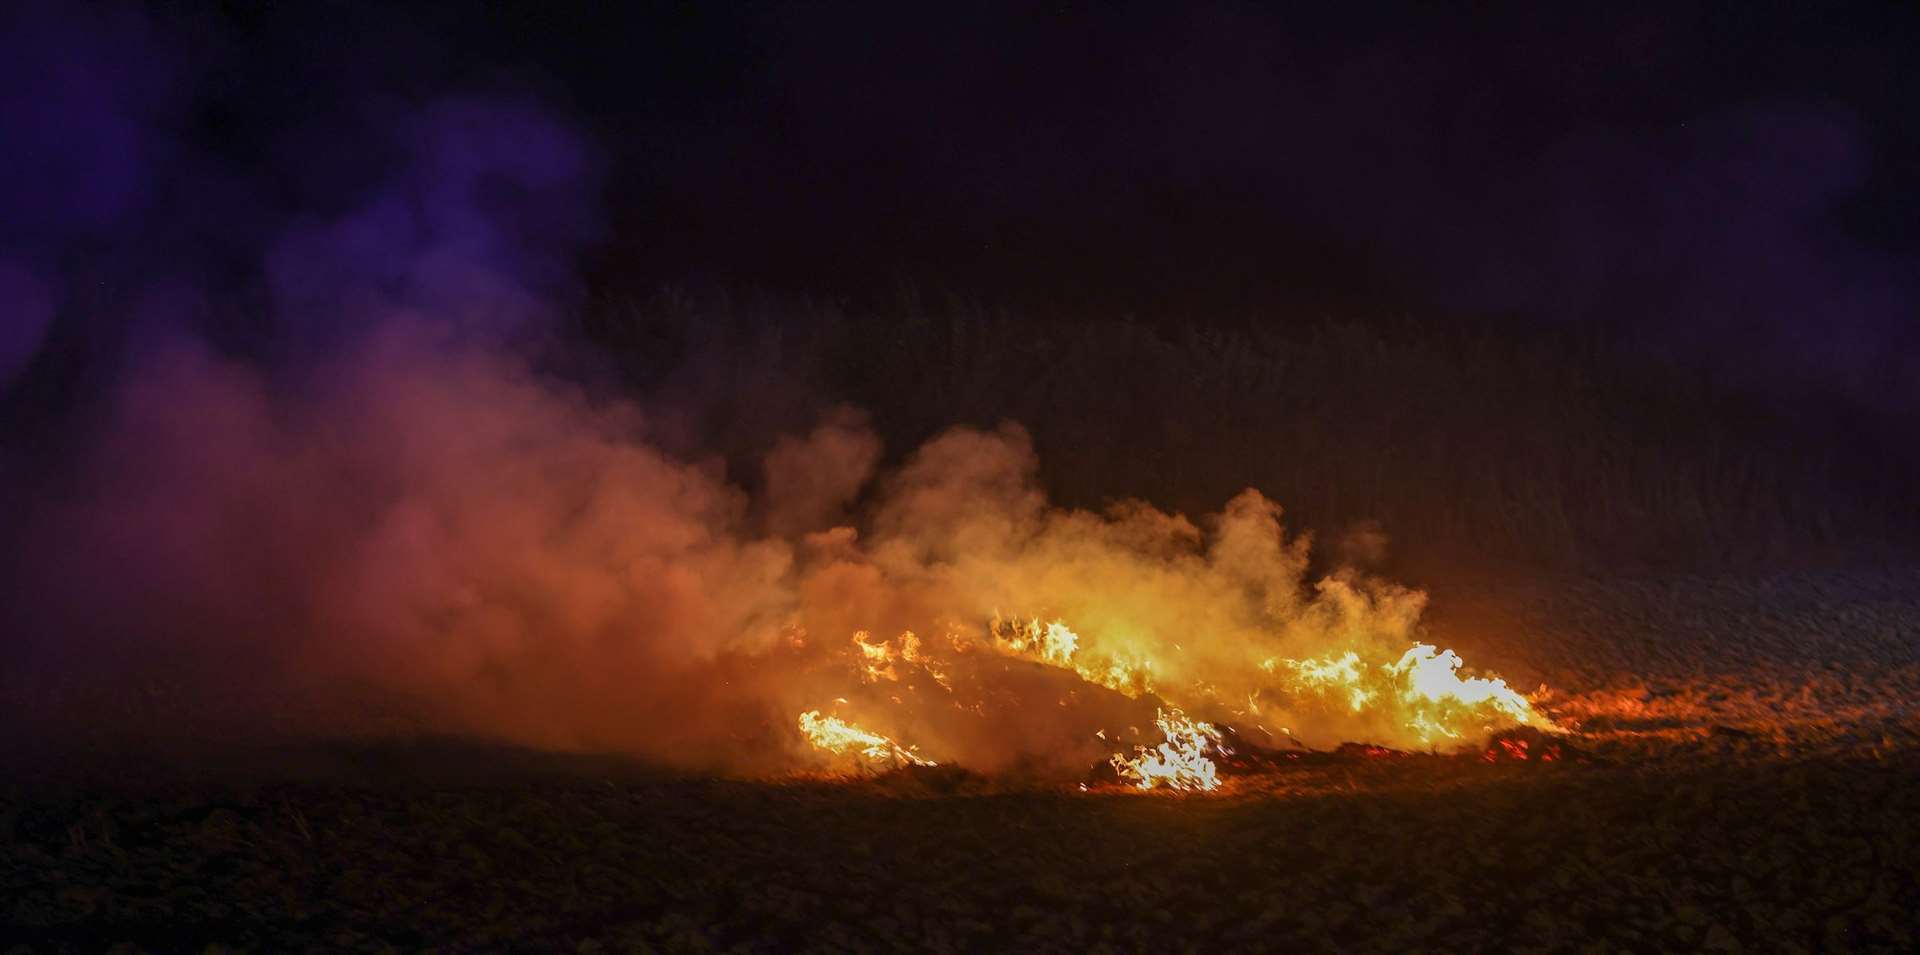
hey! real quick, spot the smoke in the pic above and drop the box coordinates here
[1153,15,1920,404]
[0,3,1518,779]
[265,96,604,346]
[0,261,54,386]
[7,314,1448,774]
[0,1,174,390]
[761,407,882,538]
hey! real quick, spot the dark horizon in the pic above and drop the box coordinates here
[5,1,1920,410]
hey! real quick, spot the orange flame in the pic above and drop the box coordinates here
[1282,643,1553,744]
[797,710,936,769]
[799,611,1553,785]
[1110,707,1229,791]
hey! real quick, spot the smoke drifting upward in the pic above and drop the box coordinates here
[265,96,604,346]
[7,311,1505,774]
[0,5,1549,779]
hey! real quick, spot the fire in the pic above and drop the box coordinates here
[990,615,1081,664]
[852,630,898,683]
[797,615,1553,785]
[1282,651,1375,711]
[991,617,1154,697]
[1110,708,1229,791]
[1280,643,1552,744]
[779,445,1558,787]
[797,710,936,769]
[1389,644,1538,727]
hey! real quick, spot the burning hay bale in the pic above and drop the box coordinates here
[795,559,1556,788]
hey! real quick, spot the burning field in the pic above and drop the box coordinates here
[768,418,1559,789]
[5,626,1918,951]
[5,399,1919,948]
[9,387,1560,785]
[3,287,1918,950]
[3,323,1564,788]
[7,5,1920,947]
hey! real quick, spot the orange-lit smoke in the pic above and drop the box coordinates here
[6,321,1546,780]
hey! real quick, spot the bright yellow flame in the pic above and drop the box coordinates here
[852,630,898,683]
[1110,708,1228,791]
[852,629,952,690]
[991,617,1157,698]
[991,615,1079,664]
[1280,643,1550,744]
[1288,650,1364,686]
[1285,651,1377,711]
[1389,645,1530,713]
[797,710,936,768]
[986,617,1552,751]
[820,606,1552,786]
[1386,643,1540,728]
[1040,621,1078,663]
[1081,655,1155,698]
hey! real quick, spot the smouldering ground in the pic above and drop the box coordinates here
[5,570,1919,952]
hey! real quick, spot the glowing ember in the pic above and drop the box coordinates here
[1110,708,1229,791]
[797,710,936,768]
[1482,731,1565,763]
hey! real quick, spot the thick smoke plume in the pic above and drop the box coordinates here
[0,4,1530,779]
[7,315,1453,774]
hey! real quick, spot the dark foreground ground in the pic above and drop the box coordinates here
[6,569,1919,952]
[4,744,1918,953]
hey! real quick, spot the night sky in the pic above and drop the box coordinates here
[4,1,1919,401]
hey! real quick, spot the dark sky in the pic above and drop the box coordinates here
[4,0,1919,401]
[494,2,1920,323]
